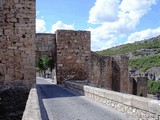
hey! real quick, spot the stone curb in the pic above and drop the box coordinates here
[65,81,160,120]
[22,84,42,120]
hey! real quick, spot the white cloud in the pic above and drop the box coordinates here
[36,18,46,33]
[51,21,74,33]
[87,27,118,51]
[88,0,157,51]
[88,0,119,24]
[119,0,156,12]
[126,27,160,43]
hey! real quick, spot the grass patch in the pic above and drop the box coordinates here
[129,55,160,72]
[148,80,160,94]
[97,38,160,56]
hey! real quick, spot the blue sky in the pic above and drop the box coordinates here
[36,0,160,51]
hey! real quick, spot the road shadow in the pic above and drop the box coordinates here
[37,84,82,99]
[36,83,83,120]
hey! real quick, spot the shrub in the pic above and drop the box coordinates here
[148,80,160,94]
[129,55,160,72]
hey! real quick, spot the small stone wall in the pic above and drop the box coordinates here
[65,81,160,120]
[130,77,148,97]
[56,30,91,83]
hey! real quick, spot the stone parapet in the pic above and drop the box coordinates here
[65,81,160,120]
[22,84,42,120]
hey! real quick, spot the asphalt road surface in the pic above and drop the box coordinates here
[37,77,129,120]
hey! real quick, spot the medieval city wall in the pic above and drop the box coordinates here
[0,0,35,119]
[112,55,130,93]
[90,52,112,89]
[56,30,91,83]
[0,0,35,87]
[90,52,130,93]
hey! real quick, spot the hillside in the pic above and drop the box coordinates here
[97,35,160,80]
[97,35,160,57]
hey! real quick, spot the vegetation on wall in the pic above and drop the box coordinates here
[148,80,160,94]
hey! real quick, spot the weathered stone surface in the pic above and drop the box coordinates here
[136,77,148,97]
[90,53,131,94]
[35,33,56,60]
[0,0,36,119]
[56,30,91,83]
[112,55,129,93]
[129,77,148,97]
[0,0,35,87]
[90,52,112,89]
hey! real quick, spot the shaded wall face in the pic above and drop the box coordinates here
[90,52,112,89]
[112,56,129,93]
[0,0,36,88]
[90,54,130,93]
[129,77,148,97]
[35,34,56,60]
[136,77,148,97]
[112,59,120,92]
[56,30,91,83]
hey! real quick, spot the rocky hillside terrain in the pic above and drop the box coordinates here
[97,35,160,81]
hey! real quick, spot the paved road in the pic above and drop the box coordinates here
[37,77,129,120]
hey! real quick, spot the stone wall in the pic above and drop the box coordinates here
[56,30,91,83]
[90,53,130,93]
[112,55,129,93]
[35,33,56,60]
[0,0,35,87]
[130,77,148,97]
[90,52,112,89]
[65,81,160,120]
[0,0,36,119]
[136,77,148,97]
